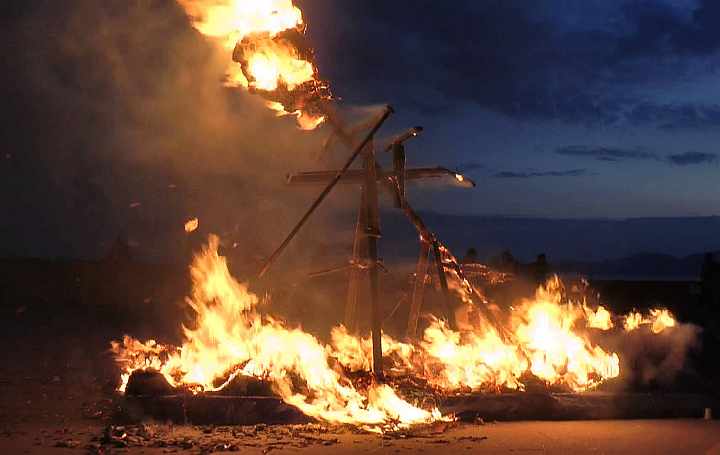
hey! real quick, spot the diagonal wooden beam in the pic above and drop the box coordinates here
[258,105,393,278]
[406,240,431,339]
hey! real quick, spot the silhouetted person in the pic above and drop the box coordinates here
[462,247,479,264]
[499,249,518,274]
[700,252,720,311]
[534,253,549,285]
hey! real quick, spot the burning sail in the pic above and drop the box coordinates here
[177,0,330,129]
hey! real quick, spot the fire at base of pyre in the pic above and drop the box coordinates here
[110,235,688,433]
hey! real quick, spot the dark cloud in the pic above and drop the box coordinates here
[631,0,720,55]
[666,151,717,166]
[456,162,485,172]
[625,103,720,131]
[556,145,717,167]
[556,146,657,162]
[298,0,720,126]
[493,169,590,179]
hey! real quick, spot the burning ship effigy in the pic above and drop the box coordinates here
[110,0,711,433]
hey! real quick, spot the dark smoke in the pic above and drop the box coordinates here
[622,321,702,387]
[0,0,358,272]
[594,319,703,389]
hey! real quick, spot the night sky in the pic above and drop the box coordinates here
[2,0,720,260]
[298,0,720,218]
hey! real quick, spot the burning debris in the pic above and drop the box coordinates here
[89,423,347,453]
[113,236,445,432]
[111,236,680,431]
[184,217,199,233]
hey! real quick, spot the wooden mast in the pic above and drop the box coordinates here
[363,147,384,380]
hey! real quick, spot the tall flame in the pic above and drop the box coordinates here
[112,236,441,431]
[177,0,328,129]
[177,0,304,47]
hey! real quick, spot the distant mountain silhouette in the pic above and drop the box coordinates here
[554,252,710,279]
[369,211,720,279]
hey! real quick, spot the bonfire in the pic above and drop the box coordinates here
[110,0,680,433]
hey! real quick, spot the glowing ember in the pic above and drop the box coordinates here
[184,217,199,233]
[177,0,329,129]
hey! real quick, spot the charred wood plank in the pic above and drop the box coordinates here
[286,167,474,187]
[121,395,313,426]
[406,241,431,339]
[441,392,720,422]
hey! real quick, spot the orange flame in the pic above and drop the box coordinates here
[112,236,443,431]
[178,0,328,129]
[510,278,619,390]
[624,308,676,334]
[266,101,325,131]
[584,304,613,330]
[112,238,679,430]
[327,277,621,393]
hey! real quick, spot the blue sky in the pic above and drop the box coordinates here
[297,0,720,217]
[2,0,720,259]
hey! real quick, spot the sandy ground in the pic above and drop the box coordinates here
[0,373,718,454]
[1,418,719,454]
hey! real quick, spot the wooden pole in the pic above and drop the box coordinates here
[344,184,367,332]
[406,240,431,339]
[364,148,383,381]
[432,238,458,331]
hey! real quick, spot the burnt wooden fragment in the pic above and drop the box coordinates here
[122,371,719,425]
[122,371,307,425]
[442,392,720,422]
[125,371,174,397]
[219,374,276,397]
[122,395,313,426]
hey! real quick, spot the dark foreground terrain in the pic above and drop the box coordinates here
[2,418,720,454]
[1,267,719,454]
